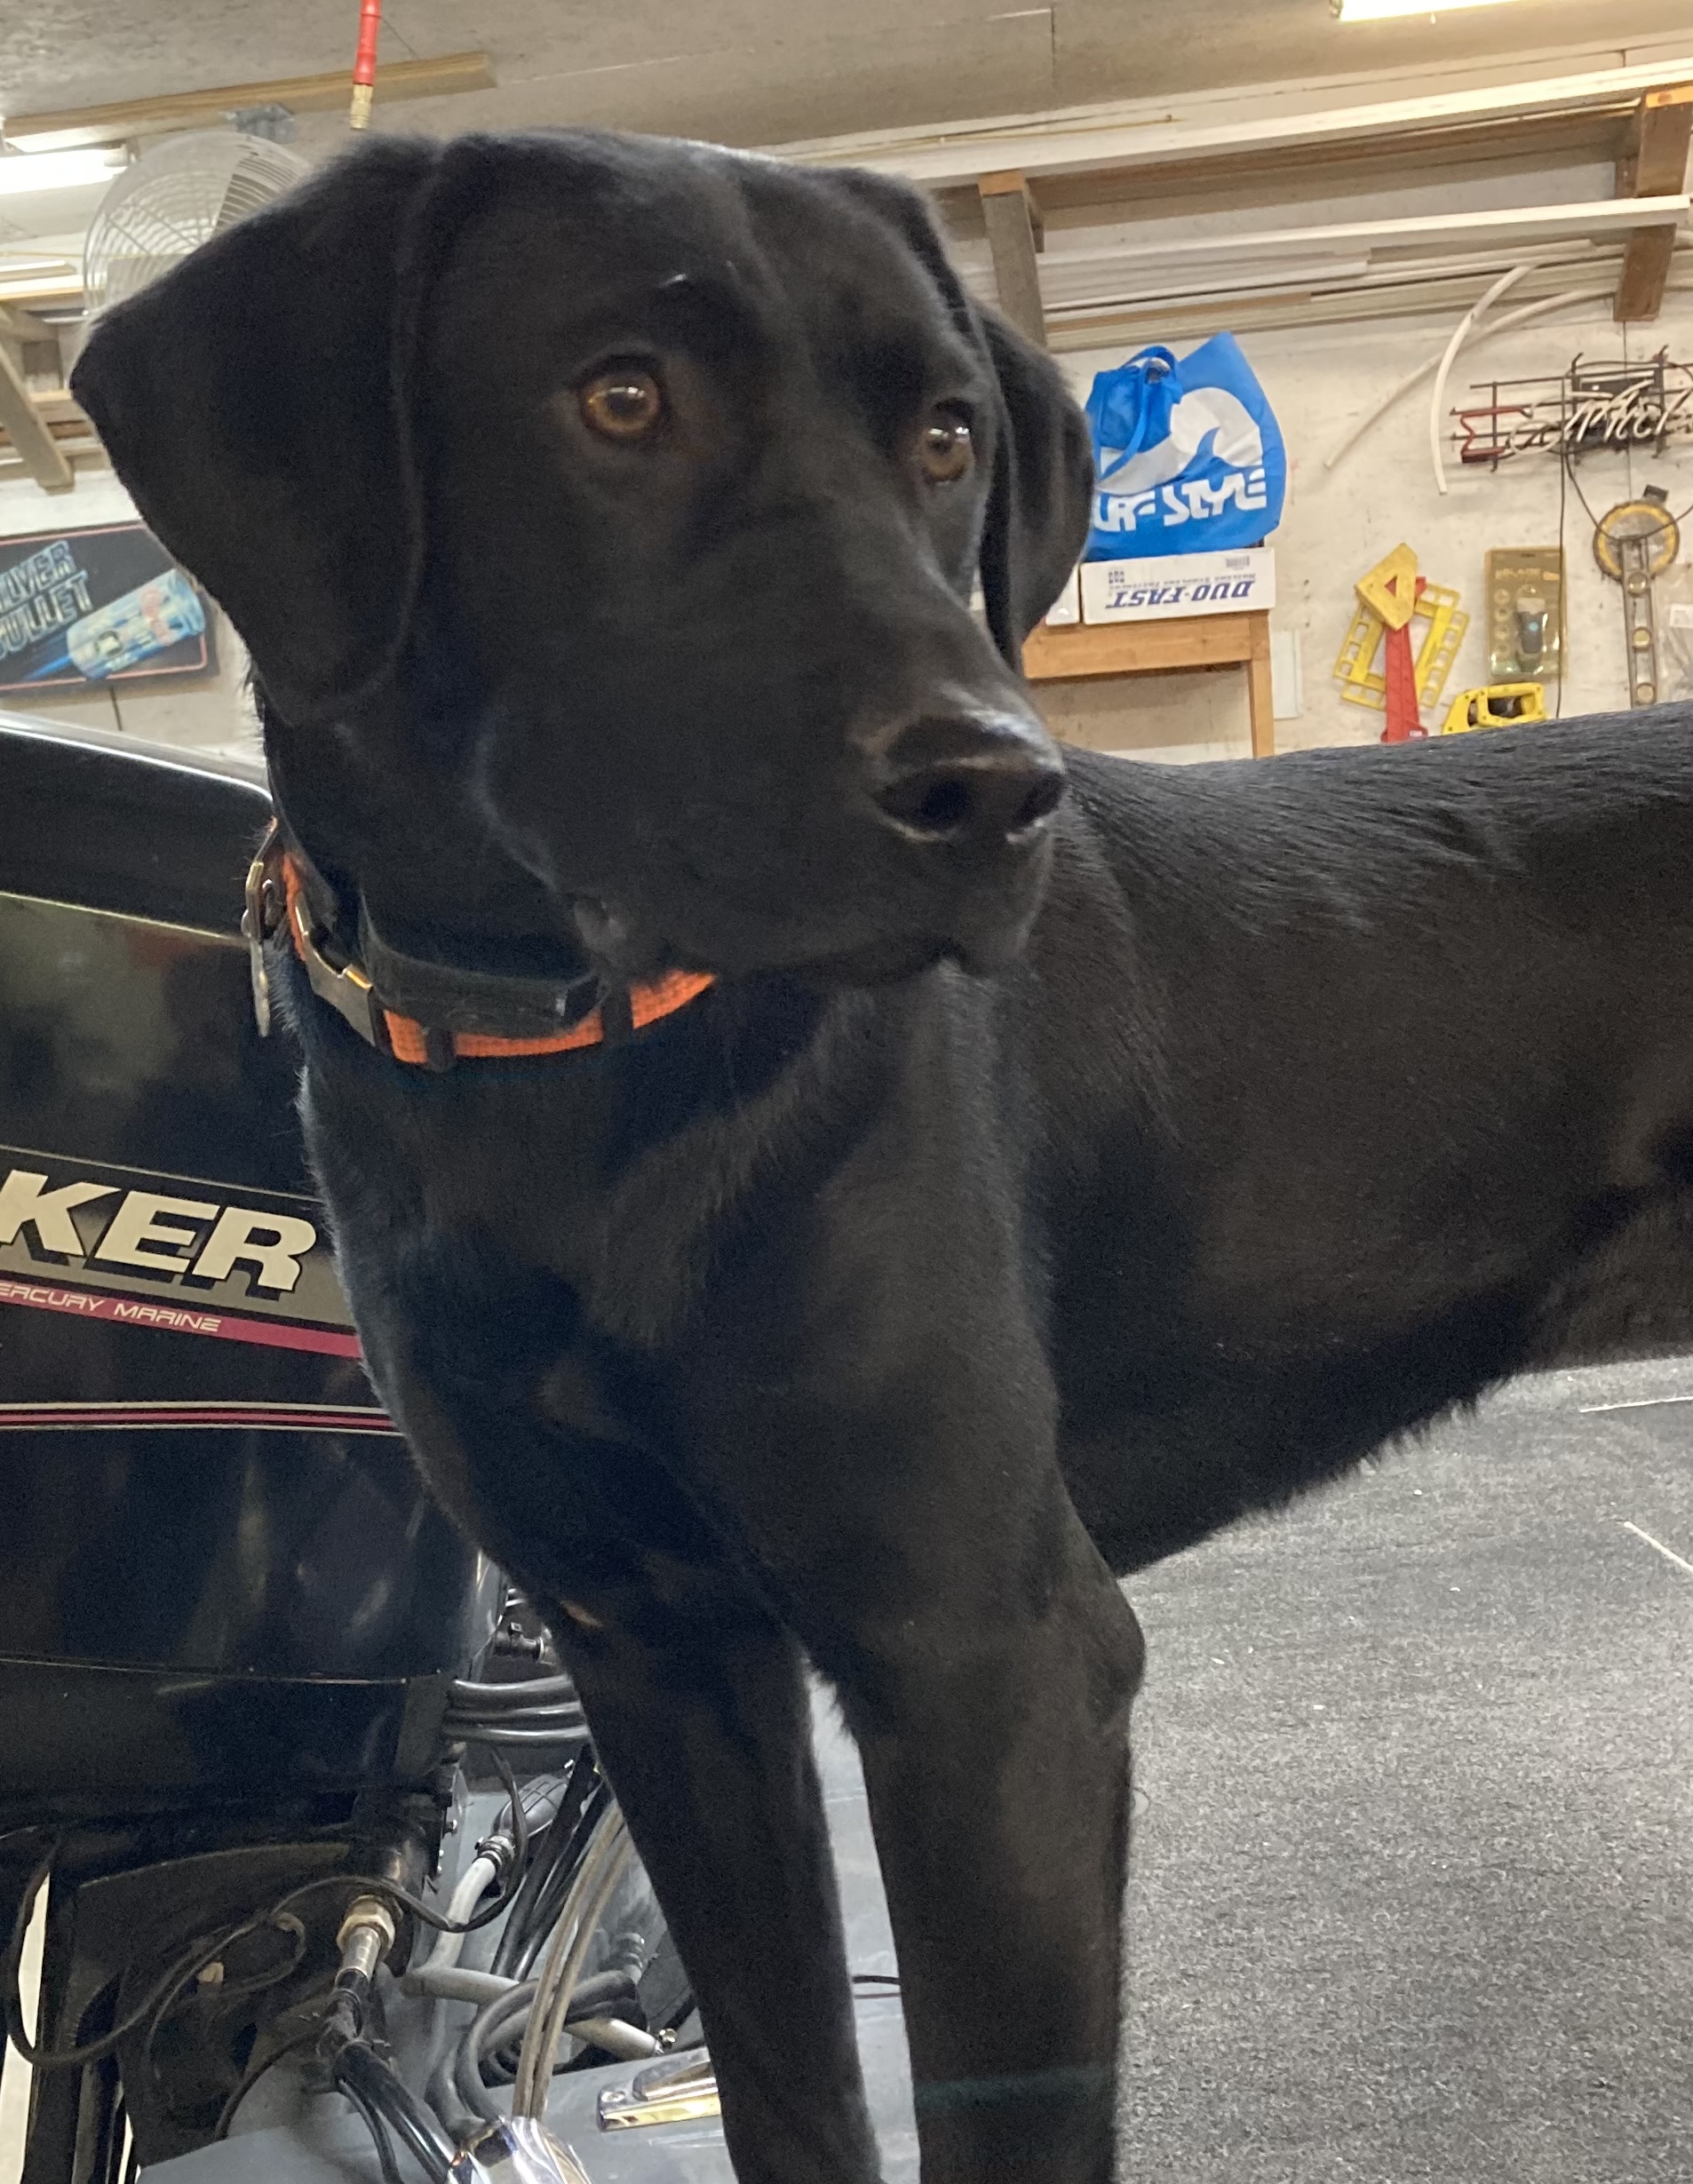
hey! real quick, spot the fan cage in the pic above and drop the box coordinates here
[83,131,310,313]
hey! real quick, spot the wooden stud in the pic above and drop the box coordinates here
[978,169,1046,346]
[979,170,1045,248]
[0,342,72,491]
[3,52,494,151]
[1616,227,1678,324]
[1616,84,1693,322]
[0,303,59,345]
[1246,611,1276,758]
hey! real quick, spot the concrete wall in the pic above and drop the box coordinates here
[1049,292,1693,762]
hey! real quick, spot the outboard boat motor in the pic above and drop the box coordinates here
[0,715,914,2184]
[0,717,616,2183]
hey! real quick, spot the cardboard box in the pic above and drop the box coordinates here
[1081,548,1276,624]
[1044,568,1082,626]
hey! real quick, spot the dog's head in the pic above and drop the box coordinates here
[72,131,1091,985]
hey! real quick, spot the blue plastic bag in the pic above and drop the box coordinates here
[1083,334,1286,560]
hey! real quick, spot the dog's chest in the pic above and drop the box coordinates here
[303,1056,772,1443]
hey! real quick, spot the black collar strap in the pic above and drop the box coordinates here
[242,821,714,1070]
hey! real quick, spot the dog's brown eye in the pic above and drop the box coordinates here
[579,368,665,441]
[918,410,973,483]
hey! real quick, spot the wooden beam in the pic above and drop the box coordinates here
[796,54,1693,191]
[978,170,1046,346]
[0,304,58,345]
[0,279,85,312]
[941,106,1633,237]
[1616,84,1693,322]
[1023,613,1259,679]
[1245,611,1276,760]
[0,343,72,491]
[3,52,494,151]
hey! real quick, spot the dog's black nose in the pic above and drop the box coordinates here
[871,715,1066,848]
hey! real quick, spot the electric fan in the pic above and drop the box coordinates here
[83,128,309,314]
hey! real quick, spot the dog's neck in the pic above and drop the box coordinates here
[261,692,596,986]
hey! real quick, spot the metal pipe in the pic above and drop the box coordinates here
[1429,262,1538,496]
[1323,283,1617,474]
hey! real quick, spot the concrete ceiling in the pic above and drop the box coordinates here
[4,0,1693,158]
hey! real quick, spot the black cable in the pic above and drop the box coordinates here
[451,1967,640,2118]
[503,1786,613,1980]
[425,2047,475,2151]
[1562,444,1602,534]
[1556,441,1570,719]
[332,2040,457,2184]
[338,2076,406,2184]
[489,1756,602,1974]
[267,1746,532,1941]
[478,1970,643,2084]
[484,1748,527,1910]
[4,1748,542,2086]
[213,2013,332,2140]
[455,1981,535,2124]
[4,1840,305,2075]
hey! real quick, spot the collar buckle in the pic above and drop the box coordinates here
[240,820,286,1037]
[290,884,385,1051]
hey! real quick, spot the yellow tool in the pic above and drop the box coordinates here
[1335,581,1469,713]
[1440,682,1548,735]
[1355,543,1419,630]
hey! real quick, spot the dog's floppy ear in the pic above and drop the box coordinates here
[71,136,447,729]
[820,167,1092,671]
[973,306,1093,669]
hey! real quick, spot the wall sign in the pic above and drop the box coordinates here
[1452,352,1693,470]
[0,521,216,698]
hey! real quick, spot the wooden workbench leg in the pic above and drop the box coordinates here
[1246,612,1276,758]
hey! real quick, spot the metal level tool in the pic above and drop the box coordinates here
[1594,491,1682,709]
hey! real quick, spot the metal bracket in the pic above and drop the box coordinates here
[1594,493,1681,708]
[1620,532,1662,706]
[597,2050,720,2132]
[240,820,283,1037]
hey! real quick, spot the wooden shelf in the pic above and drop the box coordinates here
[1023,609,1276,758]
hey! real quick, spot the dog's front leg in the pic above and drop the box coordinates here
[840,1510,1140,2184]
[748,1426,1142,2184]
[560,1587,885,2184]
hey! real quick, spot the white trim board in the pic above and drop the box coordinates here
[776,54,1693,187]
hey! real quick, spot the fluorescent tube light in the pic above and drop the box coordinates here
[1335,0,1526,17]
[0,148,126,197]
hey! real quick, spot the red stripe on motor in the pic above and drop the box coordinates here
[0,1275,362,1357]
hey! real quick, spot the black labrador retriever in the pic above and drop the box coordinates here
[74,130,1693,2184]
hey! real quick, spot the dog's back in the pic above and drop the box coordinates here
[1028,712,1693,1571]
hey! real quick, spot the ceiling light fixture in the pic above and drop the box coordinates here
[0,147,127,197]
[1334,0,1527,19]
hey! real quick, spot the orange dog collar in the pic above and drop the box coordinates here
[242,822,713,1068]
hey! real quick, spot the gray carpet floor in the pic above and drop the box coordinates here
[1118,1354,1693,2183]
